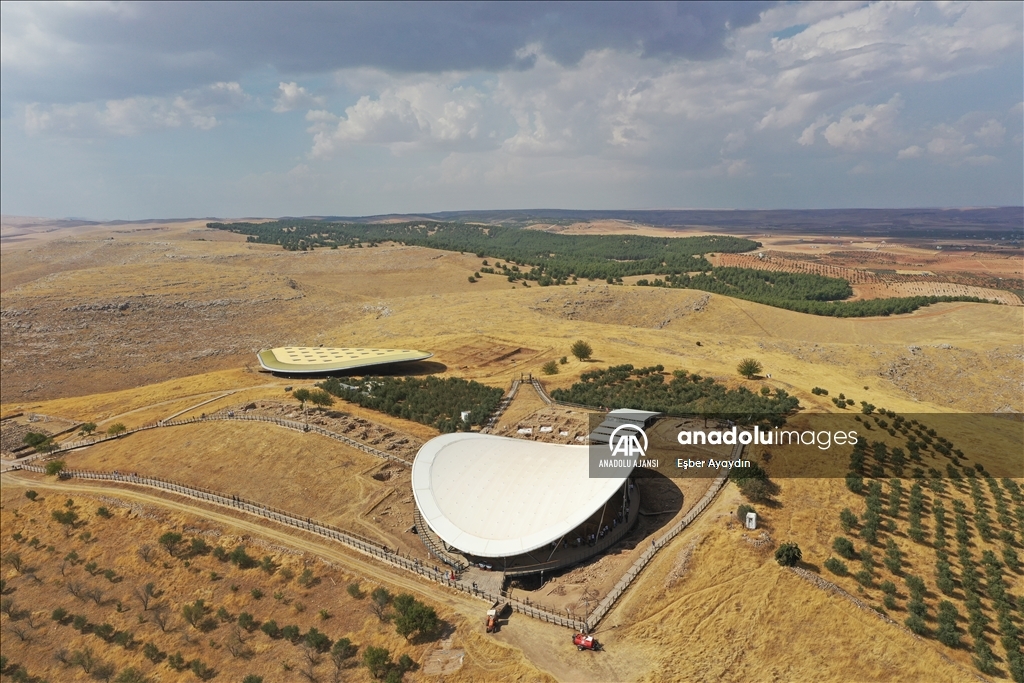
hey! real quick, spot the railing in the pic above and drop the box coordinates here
[10,462,586,632]
[582,441,742,631]
[529,377,601,411]
[482,380,520,432]
[14,415,740,634]
[413,504,469,571]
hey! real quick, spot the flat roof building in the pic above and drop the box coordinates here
[256,346,432,374]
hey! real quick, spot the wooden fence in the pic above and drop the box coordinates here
[581,441,741,631]
[12,462,587,632]
[16,402,741,633]
[44,412,411,467]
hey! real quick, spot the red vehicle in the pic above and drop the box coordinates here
[573,633,601,651]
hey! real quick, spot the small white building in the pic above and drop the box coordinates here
[745,511,758,530]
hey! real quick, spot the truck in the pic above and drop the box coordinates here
[573,632,601,651]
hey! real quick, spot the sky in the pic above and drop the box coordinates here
[1,1,1021,220]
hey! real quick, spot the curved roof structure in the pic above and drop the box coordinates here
[257,347,432,373]
[412,433,633,558]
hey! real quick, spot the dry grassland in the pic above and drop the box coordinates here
[2,218,1023,682]
[606,483,984,683]
[57,421,427,557]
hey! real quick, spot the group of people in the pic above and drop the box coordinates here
[567,511,626,549]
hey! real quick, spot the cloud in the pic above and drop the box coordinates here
[272,82,324,113]
[796,95,903,151]
[897,145,923,160]
[307,80,488,158]
[974,119,1006,146]
[23,82,248,137]
[0,2,770,105]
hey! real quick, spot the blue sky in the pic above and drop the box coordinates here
[1,1,1021,219]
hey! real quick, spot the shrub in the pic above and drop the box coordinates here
[824,558,848,576]
[24,491,38,501]
[541,360,559,375]
[905,613,928,635]
[855,570,874,588]
[297,568,316,588]
[839,508,858,532]
[347,582,364,599]
[167,652,187,671]
[774,543,802,567]
[832,537,857,560]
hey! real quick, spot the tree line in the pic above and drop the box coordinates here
[637,267,996,317]
[317,376,504,432]
[207,219,759,281]
[550,364,799,424]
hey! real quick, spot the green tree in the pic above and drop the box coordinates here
[570,340,593,362]
[24,490,38,501]
[393,595,439,641]
[157,532,182,556]
[292,388,312,411]
[541,360,559,375]
[304,627,332,652]
[884,538,903,574]
[331,638,357,670]
[737,358,763,379]
[79,422,98,436]
[51,508,79,535]
[775,543,802,567]
[181,599,207,628]
[107,423,127,436]
[44,459,66,476]
[370,587,392,621]
[309,389,335,412]
[936,601,961,648]
[237,612,256,631]
[363,646,392,679]
[242,676,264,683]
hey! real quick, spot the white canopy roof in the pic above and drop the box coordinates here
[412,433,633,558]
